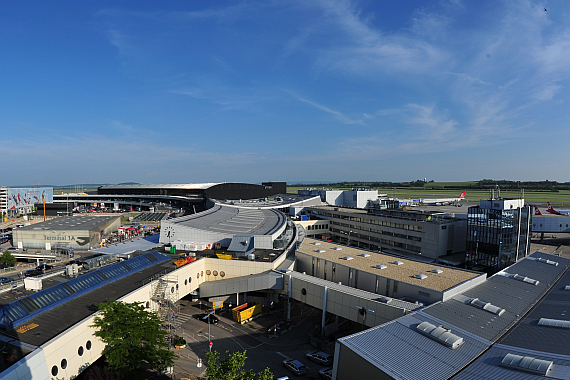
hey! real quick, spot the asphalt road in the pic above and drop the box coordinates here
[172,301,334,379]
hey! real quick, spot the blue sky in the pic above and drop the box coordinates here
[2,0,570,186]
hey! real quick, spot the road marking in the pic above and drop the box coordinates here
[276,351,290,359]
[197,333,215,339]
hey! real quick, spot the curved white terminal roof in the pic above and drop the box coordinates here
[159,204,287,247]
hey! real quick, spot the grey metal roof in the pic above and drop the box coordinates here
[336,252,570,380]
[338,312,490,380]
[498,264,570,356]
[99,183,221,190]
[423,252,570,343]
[284,270,422,311]
[18,215,119,231]
[453,344,570,380]
[166,204,286,236]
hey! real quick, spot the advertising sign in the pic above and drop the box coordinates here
[7,187,53,209]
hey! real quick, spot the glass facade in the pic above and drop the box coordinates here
[466,204,530,273]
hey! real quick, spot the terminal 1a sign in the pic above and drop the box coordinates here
[43,235,90,245]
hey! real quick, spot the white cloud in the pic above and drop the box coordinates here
[285,90,364,124]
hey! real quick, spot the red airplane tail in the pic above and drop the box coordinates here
[547,202,562,215]
[534,205,543,216]
[458,191,466,199]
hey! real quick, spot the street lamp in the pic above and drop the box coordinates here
[205,310,215,352]
[355,306,374,331]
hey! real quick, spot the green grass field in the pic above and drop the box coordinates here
[287,186,570,206]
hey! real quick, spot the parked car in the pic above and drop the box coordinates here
[318,368,333,380]
[283,359,308,376]
[0,277,15,284]
[6,247,19,253]
[36,263,53,271]
[25,269,43,277]
[306,351,333,366]
[193,313,219,324]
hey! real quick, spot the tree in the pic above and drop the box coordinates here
[205,350,273,380]
[0,251,16,267]
[90,300,176,379]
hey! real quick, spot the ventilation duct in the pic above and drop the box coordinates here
[415,321,464,349]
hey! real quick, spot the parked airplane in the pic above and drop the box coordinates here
[547,202,570,216]
[534,205,544,215]
[421,191,466,206]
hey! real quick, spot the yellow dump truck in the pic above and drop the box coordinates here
[232,302,262,323]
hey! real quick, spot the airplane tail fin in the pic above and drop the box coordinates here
[458,191,466,199]
[547,202,553,210]
[534,205,543,216]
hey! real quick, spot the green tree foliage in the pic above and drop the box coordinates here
[205,350,273,380]
[0,251,17,267]
[90,300,176,379]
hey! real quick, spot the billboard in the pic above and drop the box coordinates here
[7,187,53,209]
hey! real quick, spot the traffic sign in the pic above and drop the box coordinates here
[209,341,213,348]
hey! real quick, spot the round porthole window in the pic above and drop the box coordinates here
[176,284,179,290]
[206,270,211,275]
[197,273,200,278]
[78,346,84,356]
[146,301,150,308]
[220,271,225,277]
[201,271,204,277]
[171,287,174,293]
[52,366,58,376]
[61,359,67,369]
[301,288,307,295]
[86,340,92,350]
[184,279,187,285]
[213,270,218,276]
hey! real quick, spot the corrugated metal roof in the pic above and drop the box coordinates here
[336,252,570,380]
[453,344,570,380]
[338,312,490,380]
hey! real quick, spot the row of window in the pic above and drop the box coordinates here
[51,341,92,376]
[306,224,328,230]
[331,222,422,242]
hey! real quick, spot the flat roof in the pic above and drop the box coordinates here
[298,238,482,292]
[18,215,119,231]
[216,193,320,207]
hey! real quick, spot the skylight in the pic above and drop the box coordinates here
[316,249,326,253]
[415,274,428,280]
[360,253,370,257]
[415,321,464,349]
[501,353,553,376]
[342,256,353,261]
[332,247,342,250]
[432,269,443,274]
[538,318,570,329]
[376,264,387,269]
[393,261,404,266]
[467,298,505,316]
[527,257,559,266]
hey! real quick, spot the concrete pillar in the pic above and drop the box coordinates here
[321,286,328,337]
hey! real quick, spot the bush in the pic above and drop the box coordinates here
[172,335,186,346]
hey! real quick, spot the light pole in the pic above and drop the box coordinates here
[206,310,215,352]
[356,306,374,331]
[348,230,353,246]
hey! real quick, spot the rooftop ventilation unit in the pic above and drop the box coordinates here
[432,269,443,274]
[316,249,326,253]
[342,256,353,261]
[415,321,464,349]
[415,274,428,280]
[360,253,370,258]
[467,298,505,316]
[333,247,343,250]
[376,264,387,270]
[538,318,570,329]
[510,273,540,286]
[527,257,558,266]
[500,353,553,375]
[393,261,404,266]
